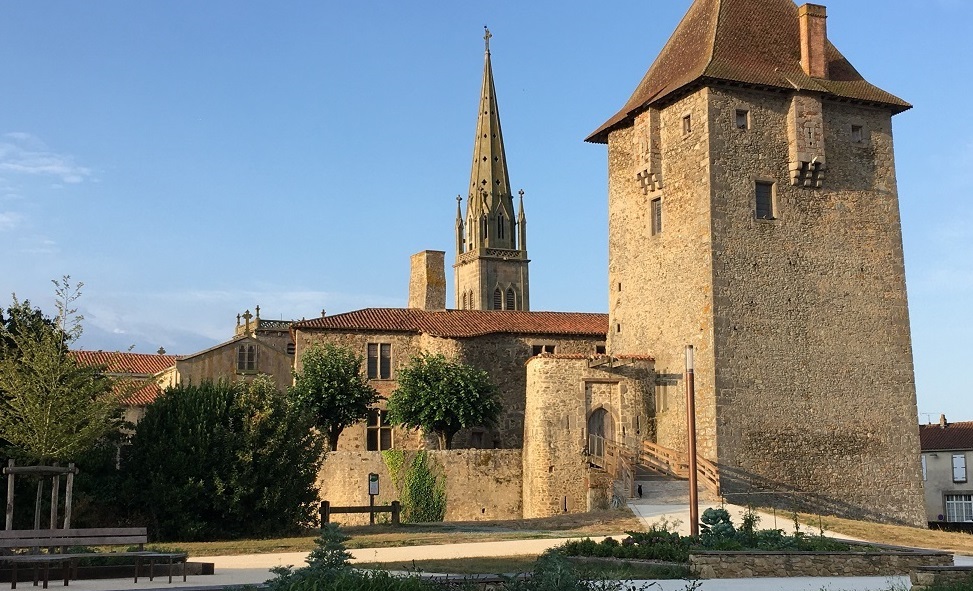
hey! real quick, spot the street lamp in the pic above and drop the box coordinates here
[685,345,699,537]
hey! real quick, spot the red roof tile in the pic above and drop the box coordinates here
[292,308,608,338]
[920,422,973,452]
[123,381,165,407]
[70,350,176,376]
[587,0,910,143]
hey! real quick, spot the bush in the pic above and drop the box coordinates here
[122,378,324,541]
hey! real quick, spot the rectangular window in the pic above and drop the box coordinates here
[755,181,776,220]
[851,125,863,143]
[531,344,556,356]
[367,343,392,379]
[366,409,393,451]
[595,344,606,355]
[735,109,750,130]
[651,198,662,235]
[682,114,692,134]
[945,494,973,522]
[953,454,968,483]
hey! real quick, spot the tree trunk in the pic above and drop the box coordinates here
[443,431,456,450]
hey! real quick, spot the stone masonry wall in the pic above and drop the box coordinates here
[606,88,717,458]
[317,450,522,525]
[523,356,653,518]
[691,549,952,579]
[705,86,924,525]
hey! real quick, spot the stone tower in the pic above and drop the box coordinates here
[454,28,530,311]
[587,0,925,525]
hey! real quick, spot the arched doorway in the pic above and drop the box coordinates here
[587,408,613,465]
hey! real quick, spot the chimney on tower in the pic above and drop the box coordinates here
[799,4,828,78]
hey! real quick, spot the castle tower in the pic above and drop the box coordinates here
[454,28,530,311]
[587,0,924,525]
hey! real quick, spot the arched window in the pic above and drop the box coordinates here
[462,291,468,310]
[237,344,256,371]
[493,288,502,310]
[481,215,488,242]
[469,290,475,308]
[497,214,505,240]
[506,288,515,310]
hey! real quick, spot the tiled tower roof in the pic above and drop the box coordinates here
[586,0,910,143]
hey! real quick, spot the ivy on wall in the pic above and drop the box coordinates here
[381,450,446,523]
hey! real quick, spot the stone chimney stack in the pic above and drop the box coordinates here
[940,413,948,429]
[799,4,828,78]
[408,250,446,310]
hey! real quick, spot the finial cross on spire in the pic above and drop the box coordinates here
[484,26,492,53]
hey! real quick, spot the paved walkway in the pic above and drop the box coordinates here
[16,505,972,591]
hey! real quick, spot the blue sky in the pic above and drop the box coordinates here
[0,1,970,422]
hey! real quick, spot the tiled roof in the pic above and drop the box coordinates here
[586,0,910,143]
[292,308,608,338]
[920,422,973,452]
[70,350,176,376]
[123,381,165,407]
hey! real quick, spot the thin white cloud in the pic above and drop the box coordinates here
[0,132,92,184]
[0,212,21,231]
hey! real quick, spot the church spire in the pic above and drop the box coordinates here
[465,26,515,251]
[454,28,530,311]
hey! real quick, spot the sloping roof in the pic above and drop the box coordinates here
[70,350,176,375]
[920,422,973,452]
[125,381,165,407]
[586,0,910,143]
[292,308,608,339]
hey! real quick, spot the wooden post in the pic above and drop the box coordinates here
[369,494,375,525]
[319,501,330,526]
[49,470,60,530]
[685,345,699,538]
[5,459,14,530]
[33,479,44,531]
[63,464,75,529]
[391,501,401,526]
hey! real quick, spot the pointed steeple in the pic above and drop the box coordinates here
[453,28,530,311]
[465,26,515,251]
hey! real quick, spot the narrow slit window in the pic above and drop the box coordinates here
[682,114,692,134]
[651,198,663,235]
[755,181,776,220]
[497,214,505,240]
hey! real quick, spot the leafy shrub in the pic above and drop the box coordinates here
[123,378,324,541]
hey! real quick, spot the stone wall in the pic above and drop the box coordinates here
[317,450,522,525]
[296,328,603,450]
[174,337,293,393]
[690,548,952,579]
[911,567,973,591]
[604,81,924,525]
[522,356,653,518]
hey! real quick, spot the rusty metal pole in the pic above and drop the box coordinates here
[686,345,699,537]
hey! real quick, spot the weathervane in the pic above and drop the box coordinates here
[484,26,492,53]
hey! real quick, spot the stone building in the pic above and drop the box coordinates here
[920,416,973,524]
[585,0,924,525]
[454,28,530,312]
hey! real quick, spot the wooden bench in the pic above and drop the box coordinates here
[0,528,187,589]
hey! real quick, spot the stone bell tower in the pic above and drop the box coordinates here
[454,27,530,311]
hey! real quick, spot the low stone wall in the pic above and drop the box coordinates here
[911,566,973,591]
[317,450,523,525]
[690,545,952,578]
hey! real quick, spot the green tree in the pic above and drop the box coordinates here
[0,278,121,463]
[290,343,379,451]
[123,377,324,540]
[386,353,500,450]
